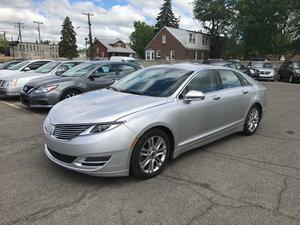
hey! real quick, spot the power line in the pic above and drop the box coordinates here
[33,21,43,43]
[82,13,94,60]
[15,22,24,59]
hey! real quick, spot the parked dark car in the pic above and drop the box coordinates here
[0,60,24,70]
[211,61,257,78]
[278,61,300,83]
[20,61,140,108]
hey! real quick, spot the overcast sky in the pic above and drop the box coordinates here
[0,0,203,48]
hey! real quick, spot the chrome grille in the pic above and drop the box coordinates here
[53,124,92,140]
[0,80,5,87]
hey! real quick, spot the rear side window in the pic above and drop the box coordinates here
[219,70,242,89]
[185,70,217,93]
[119,64,136,75]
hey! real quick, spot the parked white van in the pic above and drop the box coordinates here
[110,57,143,68]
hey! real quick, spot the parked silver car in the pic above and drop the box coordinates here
[44,64,267,178]
[248,61,275,81]
[0,61,81,96]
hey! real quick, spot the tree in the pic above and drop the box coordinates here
[193,0,234,58]
[155,0,180,32]
[130,21,155,58]
[58,16,78,59]
[0,35,5,53]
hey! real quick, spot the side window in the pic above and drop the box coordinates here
[26,61,49,70]
[235,72,251,86]
[219,70,242,89]
[236,63,247,70]
[119,64,136,76]
[184,70,217,94]
[93,65,116,76]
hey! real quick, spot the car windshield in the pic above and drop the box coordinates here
[35,62,61,73]
[10,60,30,70]
[61,63,97,77]
[111,68,193,97]
[252,62,273,69]
[293,62,300,69]
[128,60,138,65]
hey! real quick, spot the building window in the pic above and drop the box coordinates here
[145,50,154,60]
[162,35,166,44]
[96,47,99,54]
[170,50,175,60]
[156,50,161,58]
[189,33,196,43]
[33,45,36,51]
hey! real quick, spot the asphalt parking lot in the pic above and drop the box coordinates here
[0,81,299,225]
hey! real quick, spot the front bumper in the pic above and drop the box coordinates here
[258,74,275,80]
[43,123,137,177]
[0,87,21,96]
[20,91,57,108]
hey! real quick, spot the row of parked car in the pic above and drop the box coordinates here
[0,58,299,110]
[0,58,141,107]
[205,59,300,83]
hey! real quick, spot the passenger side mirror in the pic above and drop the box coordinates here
[23,67,31,72]
[184,90,205,103]
[55,71,63,76]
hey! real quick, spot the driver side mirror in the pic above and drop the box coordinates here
[55,71,63,76]
[23,67,31,72]
[184,90,205,103]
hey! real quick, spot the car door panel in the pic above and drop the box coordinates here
[178,70,225,148]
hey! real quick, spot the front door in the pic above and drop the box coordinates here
[179,70,225,147]
[86,64,118,91]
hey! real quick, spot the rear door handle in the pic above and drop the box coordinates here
[213,96,221,100]
[243,90,249,94]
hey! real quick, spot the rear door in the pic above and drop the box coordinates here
[86,64,118,91]
[216,69,252,127]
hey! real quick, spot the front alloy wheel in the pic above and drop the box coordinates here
[243,105,261,136]
[130,129,170,179]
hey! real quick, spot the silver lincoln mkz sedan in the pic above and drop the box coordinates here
[44,64,267,179]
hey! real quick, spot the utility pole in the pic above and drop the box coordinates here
[11,36,15,59]
[0,31,7,56]
[33,21,44,58]
[33,21,43,43]
[82,13,94,60]
[15,22,24,59]
[85,37,88,60]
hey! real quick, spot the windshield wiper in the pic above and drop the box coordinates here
[107,86,120,92]
[120,90,147,96]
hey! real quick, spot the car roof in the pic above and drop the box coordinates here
[147,63,239,73]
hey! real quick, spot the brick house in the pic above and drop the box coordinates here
[145,26,210,61]
[94,38,135,59]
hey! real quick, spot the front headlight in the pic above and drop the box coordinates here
[6,79,18,87]
[44,116,52,134]
[33,84,58,94]
[79,122,124,136]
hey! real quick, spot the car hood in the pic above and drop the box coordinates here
[255,68,274,72]
[0,71,47,81]
[49,89,168,124]
[27,75,76,87]
[0,70,23,77]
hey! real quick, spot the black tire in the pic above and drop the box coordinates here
[60,89,81,101]
[277,72,281,81]
[289,74,295,83]
[243,105,261,136]
[130,128,171,179]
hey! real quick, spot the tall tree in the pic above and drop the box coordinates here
[130,21,155,58]
[58,16,78,59]
[155,0,180,32]
[193,0,234,58]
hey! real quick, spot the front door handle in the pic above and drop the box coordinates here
[213,96,221,100]
[243,90,249,94]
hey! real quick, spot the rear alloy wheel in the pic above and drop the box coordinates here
[130,129,170,179]
[61,89,80,101]
[289,74,295,83]
[243,105,261,136]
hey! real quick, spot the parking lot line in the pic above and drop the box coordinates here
[0,100,24,110]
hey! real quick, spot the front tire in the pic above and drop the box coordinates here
[243,105,261,136]
[60,89,81,101]
[130,129,171,179]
